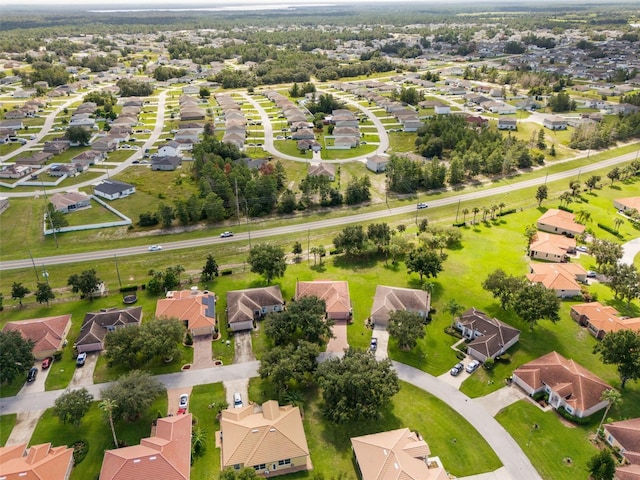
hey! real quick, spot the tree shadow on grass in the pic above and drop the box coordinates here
[310,263,327,273]
[383,261,401,272]
[604,298,640,318]
[332,253,379,270]
[608,185,622,191]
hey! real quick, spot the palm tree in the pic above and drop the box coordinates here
[462,208,469,223]
[490,204,499,220]
[100,399,119,448]
[445,299,464,329]
[613,218,624,233]
[498,202,506,215]
[596,389,622,436]
[559,191,573,207]
[482,207,490,221]
[576,209,591,225]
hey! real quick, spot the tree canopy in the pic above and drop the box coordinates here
[316,348,399,423]
[247,244,287,283]
[512,282,560,331]
[387,310,427,350]
[258,340,319,401]
[0,330,34,384]
[100,370,165,422]
[593,329,640,389]
[263,296,332,346]
[54,388,94,426]
[406,246,444,281]
[67,269,101,300]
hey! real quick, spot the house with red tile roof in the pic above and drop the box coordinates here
[225,286,284,332]
[351,428,447,480]
[0,442,74,480]
[454,308,520,362]
[217,401,311,476]
[604,418,640,480]
[2,315,72,359]
[536,209,585,236]
[614,197,640,214]
[155,289,216,336]
[100,413,192,480]
[529,232,576,263]
[527,262,587,298]
[570,302,640,340]
[512,351,612,418]
[295,281,351,320]
[370,285,431,328]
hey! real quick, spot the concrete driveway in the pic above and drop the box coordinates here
[17,364,51,395]
[167,386,192,416]
[233,331,256,364]
[473,385,528,417]
[68,352,99,387]
[224,378,249,409]
[372,324,389,360]
[326,319,349,353]
[193,334,216,369]
[4,409,45,446]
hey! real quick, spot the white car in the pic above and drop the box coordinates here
[417,202,428,209]
[576,246,588,252]
[465,360,481,373]
[148,245,162,251]
[220,231,234,238]
[179,394,189,409]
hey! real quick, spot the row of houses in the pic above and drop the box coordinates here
[216,93,249,150]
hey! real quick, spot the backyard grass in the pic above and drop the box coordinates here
[189,383,227,480]
[0,414,17,446]
[64,199,123,227]
[29,397,167,480]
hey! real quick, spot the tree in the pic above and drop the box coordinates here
[263,296,332,346]
[524,224,538,247]
[65,126,91,145]
[559,191,573,207]
[537,129,546,149]
[613,217,624,233]
[445,299,464,329]
[512,282,560,331]
[99,398,119,448]
[199,86,210,98]
[367,223,392,253]
[67,269,101,300]
[604,263,639,303]
[316,348,400,423]
[406,246,443,282]
[157,202,174,228]
[247,244,286,283]
[259,341,319,400]
[35,282,55,306]
[596,389,622,435]
[569,180,581,197]
[201,254,219,282]
[587,450,616,480]
[46,203,69,230]
[309,245,325,266]
[593,329,640,389]
[585,175,600,192]
[11,282,30,306]
[100,370,165,422]
[589,240,623,270]
[0,330,34,384]
[607,167,620,185]
[536,185,549,206]
[292,241,303,262]
[482,269,524,309]
[54,388,93,426]
[333,225,367,256]
[387,311,426,350]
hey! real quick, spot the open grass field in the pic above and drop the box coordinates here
[0,414,17,446]
[30,397,167,480]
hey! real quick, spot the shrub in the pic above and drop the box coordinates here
[119,285,138,293]
[53,350,63,361]
[597,223,624,238]
[483,358,495,370]
[532,391,549,402]
[558,205,574,213]
[71,440,88,464]
[452,222,466,228]
[557,406,591,425]
[221,269,233,276]
[455,350,467,360]
[184,332,193,346]
[497,208,517,217]
[495,353,511,363]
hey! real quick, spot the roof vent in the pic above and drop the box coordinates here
[251,429,259,433]
[269,428,276,432]
[133,459,141,463]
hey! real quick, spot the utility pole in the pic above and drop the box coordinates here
[114,254,122,289]
[28,249,39,282]
[455,199,461,224]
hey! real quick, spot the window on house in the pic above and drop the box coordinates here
[253,464,266,471]
[278,459,291,466]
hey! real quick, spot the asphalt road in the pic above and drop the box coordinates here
[1,151,636,271]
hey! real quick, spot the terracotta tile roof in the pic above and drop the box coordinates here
[219,401,309,470]
[2,315,71,355]
[0,442,73,480]
[605,418,640,465]
[537,209,585,235]
[350,428,448,480]
[226,286,283,326]
[155,290,216,331]
[571,302,640,335]
[100,413,192,480]
[295,281,350,317]
[616,197,640,211]
[530,232,576,257]
[527,263,586,292]
[513,351,612,413]
[370,286,431,323]
[457,308,520,359]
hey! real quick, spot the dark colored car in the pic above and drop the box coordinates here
[27,367,38,382]
[450,362,464,376]
[42,357,53,370]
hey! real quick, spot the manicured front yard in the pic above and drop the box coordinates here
[189,383,227,480]
[0,414,17,445]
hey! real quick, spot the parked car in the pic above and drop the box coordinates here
[220,231,234,238]
[587,270,597,278]
[179,394,189,409]
[465,360,481,373]
[450,362,464,376]
[27,367,38,382]
[370,337,378,352]
[41,357,53,370]
[148,245,162,251]
[576,246,588,252]
[233,392,243,408]
[417,202,428,209]
[76,352,87,367]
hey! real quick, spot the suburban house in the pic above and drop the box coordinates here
[72,150,106,166]
[529,232,576,262]
[218,400,311,476]
[158,141,182,158]
[537,209,585,237]
[155,289,216,336]
[454,308,520,362]
[543,115,568,130]
[369,285,431,328]
[603,418,640,479]
[49,192,92,213]
[226,286,284,332]
[0,442,74,480]
[295,281,351,320]
[366,154,390,173]
[92,138,118,153]
[351,428,447,480]
[308,163,335,181]
[614,197,640,214]
[512,351,612,418]
[0,164,31,179]
[151,156,182,171]
[94,180,136,201]
[570,302,640,340]
[497,116,517,130]
[100,414,192,480]
[75,307,143,353]
[2,314,72,359]
[527,262,587,298]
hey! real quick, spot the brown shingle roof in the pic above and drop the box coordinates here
[2,315,71,356]
[370,286,431,324]
[226,286,283,326]
[537,209,585,235]
[76,307,142,350]
[457,308,520,359]
[571,302,640,336]
[605,418,640,465]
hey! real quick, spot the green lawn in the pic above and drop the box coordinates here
[30,397,167,480]
[0,377,24,398]
[0,414,17,446]
[64,199,123,227]
[189,383,227,480]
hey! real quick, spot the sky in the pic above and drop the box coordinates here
[1,0,502,5]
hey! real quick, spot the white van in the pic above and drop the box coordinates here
[233,392,243,408]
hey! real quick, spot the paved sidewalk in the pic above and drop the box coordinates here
[5,410,44,446]
[621,235,640,265]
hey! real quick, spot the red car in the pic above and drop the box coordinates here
[42,357,53,369]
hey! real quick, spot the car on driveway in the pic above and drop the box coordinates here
[27,367,38,382]
[465,360,481,374]
[179,394,189,409]
[233,392,243,408]
[148,245,162,251]
[42,357,53,370]
[76,352,87,367]
[417,202,428,209]
[450,362,464,376]
[576,245,588,252]
[370,337,378,352]
[220,231,234,238]
[587,270,597,278]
